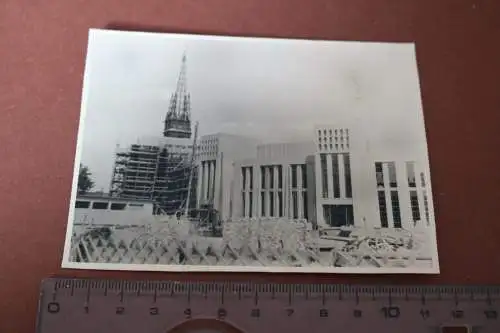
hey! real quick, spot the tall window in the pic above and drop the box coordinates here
[207,164,212,196]
[388,162,397,188]
[249,167,253,190]
[332,154,340,198]
[377,191,388,228]
[242,192,246,217]
[301,164,307,189]
[292,192,298,219]
[409,190,420,222]
[260,166,266,189]
[343,153,352,198]
[261,192,266,217]
[420,172,426,187]
[242,167,247,190]
[423,190,430,224]
[212,162,217,195]
[406,162,416,187]
[278,192,283,217]
[278,165,283,189]
[270,193,274,217]
[375,162,384,187]
[269,166,274,189]
[303,192,308,220]
[291,165,297,188]
[320,154,328,198]
[248,192,253,218]
[390,191,402,228]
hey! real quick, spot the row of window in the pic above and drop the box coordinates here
[377,189,430,228]
[200,161,216,202]
[74,200,145,210]
[318,136,349,144]
[319,153,352,199]
[318,143,350,151]
[241,190,309,219]
[375,161,426,189]
[241,165,307,190]
[317,128,349,137]
[377,190,402,228]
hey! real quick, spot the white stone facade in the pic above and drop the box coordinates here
[373,160,431,229]
[314,126,354,227]
[231,141,316,222]
[195,133,260,221]
[194,127,434,231]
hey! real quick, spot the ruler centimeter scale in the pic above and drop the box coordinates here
[37,278,500,333]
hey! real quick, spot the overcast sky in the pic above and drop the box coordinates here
[78,29,429,190]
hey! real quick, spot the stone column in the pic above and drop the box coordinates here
[196,161,203,208]
[265,167,271,217]
[382,163,394,228]
[245,167,251,218]
[254,165,261,218]
[338,154,346,199]
[326,153,334,199]
[297,164,303,219]
[202,161,209,203]
[314,155,324,227]
[273,166,279,218]
[214,156,223,213]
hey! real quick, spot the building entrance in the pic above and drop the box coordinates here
[322,204,354,227]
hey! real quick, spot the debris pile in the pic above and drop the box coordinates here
[339,227,430,258]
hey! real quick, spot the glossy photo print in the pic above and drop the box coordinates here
[61,29,440,273]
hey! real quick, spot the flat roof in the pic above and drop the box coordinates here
[76,194,154,204]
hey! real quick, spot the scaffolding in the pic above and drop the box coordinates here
[109,53,198,215]
[109,142,198,215]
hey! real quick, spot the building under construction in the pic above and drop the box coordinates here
[109,54,198,215]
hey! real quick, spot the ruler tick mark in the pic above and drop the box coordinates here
[86,284,91,303]
[487,290,492,306]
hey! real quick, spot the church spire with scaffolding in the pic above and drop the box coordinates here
[163,52,192,138]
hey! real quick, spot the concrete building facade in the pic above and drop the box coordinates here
[195,133,260,221]
[314,126,354,227]
[374,160,431,229]
[194,125,434,231]
[231,141,316,222]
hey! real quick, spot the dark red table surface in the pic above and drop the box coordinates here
[1,1,499,332]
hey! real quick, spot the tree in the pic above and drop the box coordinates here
[78,164,95,194]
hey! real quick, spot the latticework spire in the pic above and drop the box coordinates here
[164,52,192,138]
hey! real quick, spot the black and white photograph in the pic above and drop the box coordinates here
[61,29,439,273]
